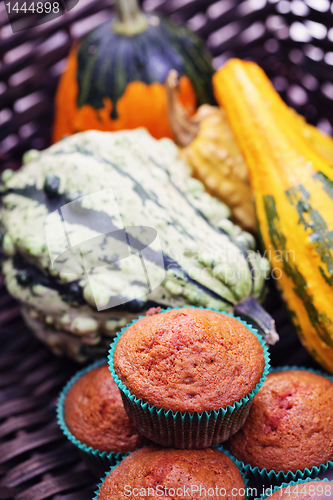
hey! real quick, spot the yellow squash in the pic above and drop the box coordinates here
[166,70,256,233]
[213,59,333,373]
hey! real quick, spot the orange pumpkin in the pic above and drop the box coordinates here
[53,0,215,142]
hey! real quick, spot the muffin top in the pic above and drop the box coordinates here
[269,481,333,500]
[227,370,333,472]
[113,308,265,413]
[64,364,144,453]
[97,445,246,500]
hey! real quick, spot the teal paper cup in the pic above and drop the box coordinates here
[93,446,250,500]
[57,358,132,477]
[236,366,333,491]
[255,477,333,500]
[108,306,270,449]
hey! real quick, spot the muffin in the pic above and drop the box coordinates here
[95,445,246,500]
[227,369,333,482]
[57,360,145,475]
[109,307,269,448]
[113,308,265,413]
[268,481,333,500]
[64,363,144,452]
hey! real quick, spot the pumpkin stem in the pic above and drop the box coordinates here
[166,70,199,147]
[113,0,148,36]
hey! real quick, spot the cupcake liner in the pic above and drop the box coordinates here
[256,476,333,500]
[238,366,333,491]
[93,446,250,500]
[108,306,270,449]
[56,358,131,478]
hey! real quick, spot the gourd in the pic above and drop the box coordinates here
[52,0,215,143]
[166,70,256,233]
[213,59,333,373]
[0,129,275,362]
[166,70,333,234]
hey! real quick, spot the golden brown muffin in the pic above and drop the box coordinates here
[97,445,246,500]
[269,481,333,500]
[64,364,144,453]
[113,308,265,413]
[227,370,333,473]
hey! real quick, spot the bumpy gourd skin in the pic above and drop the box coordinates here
[114,308,265,413]
[213,59,333,374]
[65,364,144,453]
[227,370,333,473]
[97,446,246,500]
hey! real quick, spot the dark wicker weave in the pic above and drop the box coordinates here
[1,0,333,498]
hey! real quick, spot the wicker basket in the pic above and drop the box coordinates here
[0,1,333,499]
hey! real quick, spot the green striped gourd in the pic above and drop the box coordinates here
[0,129,272,361]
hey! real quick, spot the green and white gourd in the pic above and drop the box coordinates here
[0,129,273,361]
